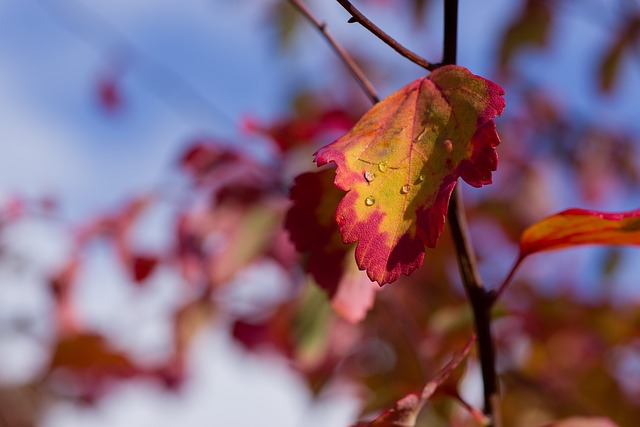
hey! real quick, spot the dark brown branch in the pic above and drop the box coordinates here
[289,0,379,104]
[447,189,500,427]
[335,0,436,71]
[442,1,501,426]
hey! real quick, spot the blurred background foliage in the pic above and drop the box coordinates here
[1,0,640,426]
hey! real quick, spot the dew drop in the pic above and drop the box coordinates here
[418,174,426,182]
[364,196,375,206]
[444,139,453,153]
[400,185,410,194]
[377,162,388,173]
[364,171,376,182]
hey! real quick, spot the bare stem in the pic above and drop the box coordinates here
[335,0,436,71]
[289,0,380,104]
[442,1,500,425]
[491,256,523,305]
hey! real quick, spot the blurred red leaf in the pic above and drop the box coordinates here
[179,140,239,180]
[131,254,159,283]
[245,108,356,152]
[97,77,122,112]
[47,332,139,401]
[286,170,379,322]
[286,169,348,295]
[232,309,293,356]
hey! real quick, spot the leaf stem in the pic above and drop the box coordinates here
[442,1,501,425]
[289,0,380,104]
[335,0,436,71]
[491,256,523,305]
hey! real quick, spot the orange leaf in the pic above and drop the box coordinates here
[315,65,505,284]
[519,208,640,258]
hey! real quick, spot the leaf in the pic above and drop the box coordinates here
[598,16,640,93]
[97,77,122,112]
[352,394,423,427]
[285,170,379,322]
[351,336,475,427]
[47,332,139,401]
[499,0,552,72]
[130,254,159,284]
[330,258,379,324]
[519,208,640,258]
[179,140,239,181]
[315,65,505,285]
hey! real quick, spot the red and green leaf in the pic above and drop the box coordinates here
[315,65,505,285]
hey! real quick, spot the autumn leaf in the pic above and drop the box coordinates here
[285,169,378,322]
[519,208,640,258]
[47,332,139,401]
[499,0,552,73]
[130,254,159,284]
[315,65,505,285]
[351,336,475,427]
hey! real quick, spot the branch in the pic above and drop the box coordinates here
[335,0,436,71]
[491,256,523,304]
[289,0,379,104]
[442,1,501,426]
[447,188,500,427]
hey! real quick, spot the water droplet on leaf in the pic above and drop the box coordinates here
[444,139,453,153]
[364,171,376,182]
[364,196,375,206]
[377,162,388,173]
[418,174,426,182]
[400,185,410,194]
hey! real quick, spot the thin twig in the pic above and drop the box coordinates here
[442,1,501,425]
[335,0,436,71]
[491,256,523,304]
[289,0,379,104]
